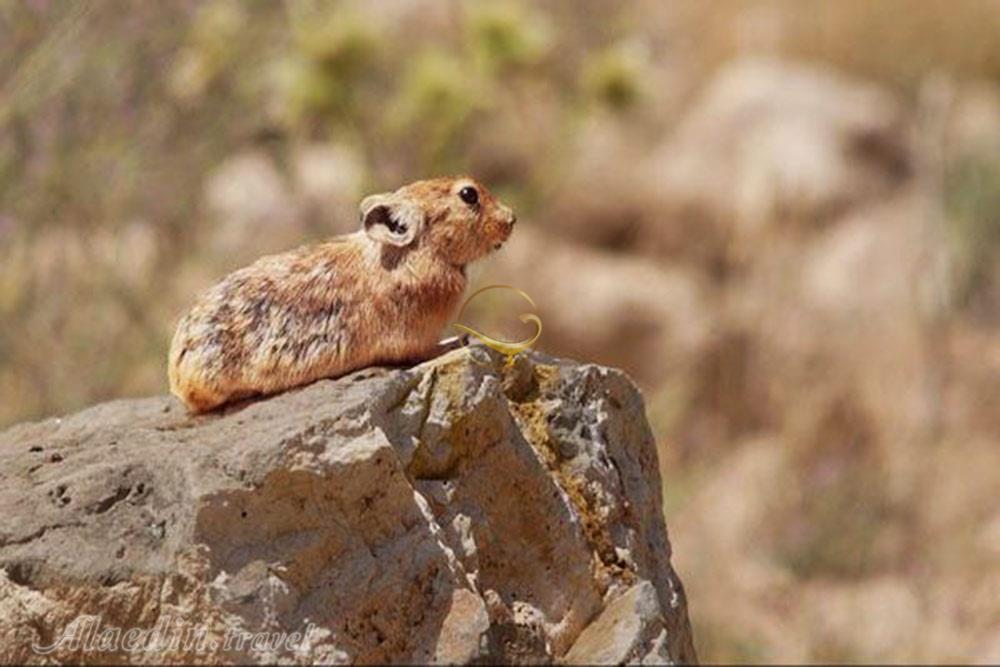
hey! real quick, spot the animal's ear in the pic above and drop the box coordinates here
[361,195,424,247]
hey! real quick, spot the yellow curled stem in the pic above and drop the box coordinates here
[452,284,542,363]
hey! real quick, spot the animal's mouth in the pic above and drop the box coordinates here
[493,225,513,251]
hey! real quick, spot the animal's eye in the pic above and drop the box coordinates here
[458,186,479,206]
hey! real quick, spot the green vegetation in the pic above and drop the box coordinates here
[946,154,1000,310]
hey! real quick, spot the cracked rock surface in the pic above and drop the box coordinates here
[0,345,696,664]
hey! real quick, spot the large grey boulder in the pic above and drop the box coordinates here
[0,346,695,664]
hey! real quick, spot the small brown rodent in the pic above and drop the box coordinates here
[168,176,516,413]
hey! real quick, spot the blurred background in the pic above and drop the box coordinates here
[2,0,999,662]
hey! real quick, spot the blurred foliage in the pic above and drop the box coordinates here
[581,41,647,111]
[282,7,378,129]
[946,154,1000,311]
[168,1,248,102]
[388,50,483,170]
[467,2,551,73]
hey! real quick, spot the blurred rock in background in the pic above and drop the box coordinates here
[1,0,999,662]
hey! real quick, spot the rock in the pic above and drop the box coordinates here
[646,58,911,256]
[561,580,675,665]
[796,189,952,327]
[543,116,659,250]
[0,346,696,664]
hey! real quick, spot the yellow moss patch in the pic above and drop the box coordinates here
[507,363,636,588]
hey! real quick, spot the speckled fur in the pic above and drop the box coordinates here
[168,177,515,413]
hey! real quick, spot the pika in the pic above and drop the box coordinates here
[168,176,516,413]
